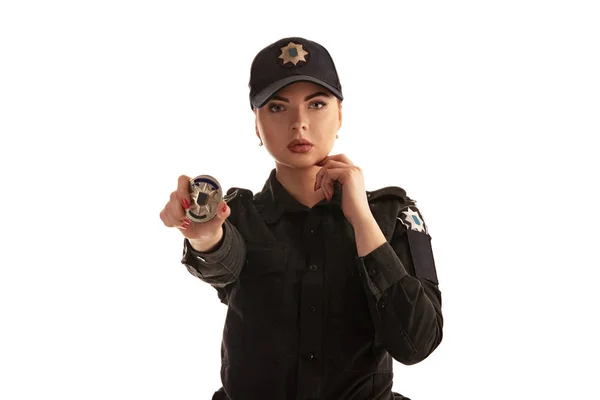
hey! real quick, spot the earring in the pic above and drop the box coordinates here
[259,142,263,146]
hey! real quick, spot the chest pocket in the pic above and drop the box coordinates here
[239,243,287,278]
[239,243,288,319]
[230,243,289,366]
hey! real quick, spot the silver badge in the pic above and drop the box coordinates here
[186,175,238,223]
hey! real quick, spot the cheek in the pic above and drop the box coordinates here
[319,111,340,129]
[257,117,286,143]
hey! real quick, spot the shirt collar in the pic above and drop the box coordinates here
[255,168,342,224]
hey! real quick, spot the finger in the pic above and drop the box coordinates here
[322,160,349,169]
[322,174,334,200]
[177,223,190,233]
[169,207,187,228]
[316,165,330,193]
[204,201,230,227]
[176,174,192,205]
[321,167,353,188]
[162,208,180,228]
[180,215,191,226]
[315,162,328,191]
[317,167,336,200]
[160,202,181,228]
[159,209,171,227]
[169,191,187,221]
[316,160,348,190]
[215,200,230,222]
[323,153,353,166]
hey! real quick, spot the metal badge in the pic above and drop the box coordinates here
[186,175,238,223]
[278,41,309,66]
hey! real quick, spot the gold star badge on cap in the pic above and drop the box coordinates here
[278,42,309,66]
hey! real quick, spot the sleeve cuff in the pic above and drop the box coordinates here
[183,220,232,265]
[356,241,409,299]
[180,220,246,287]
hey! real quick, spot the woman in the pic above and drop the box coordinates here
[160,37,443,400]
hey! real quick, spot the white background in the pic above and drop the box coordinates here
[1,1,599,399]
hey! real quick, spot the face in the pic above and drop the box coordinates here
[254,81,342,169]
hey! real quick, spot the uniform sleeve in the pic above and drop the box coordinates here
[355,204,443,365]
[180,219,247,289]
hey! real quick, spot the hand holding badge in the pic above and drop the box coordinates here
[186,175,238,223]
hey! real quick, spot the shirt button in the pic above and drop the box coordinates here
[309,264,318,272]
[309,305,316,312]
[310,229,316,235]
[308,352,315,360]
[379,301,386,308]
[368,268,378,276]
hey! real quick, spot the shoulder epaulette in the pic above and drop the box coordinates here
[367,186,414,206]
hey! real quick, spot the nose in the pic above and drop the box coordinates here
[289,106,309,132]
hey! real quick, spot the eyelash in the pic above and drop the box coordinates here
[268,101,328,113]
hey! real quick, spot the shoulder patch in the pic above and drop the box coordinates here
[368,186,438,284]
[398,206,428,234]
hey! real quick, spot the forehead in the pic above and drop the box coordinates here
[275,81,330,97]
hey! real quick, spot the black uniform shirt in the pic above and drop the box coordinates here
[181,169,443,400]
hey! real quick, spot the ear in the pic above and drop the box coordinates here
[337,100,343,131]
[254,108,261,140]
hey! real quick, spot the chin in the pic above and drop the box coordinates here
[276,154,322,169]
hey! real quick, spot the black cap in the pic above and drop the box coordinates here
[249,37,344,109]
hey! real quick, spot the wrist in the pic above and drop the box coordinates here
[188,226,224,253]
[348,211,376,229]
[351,215,386,257]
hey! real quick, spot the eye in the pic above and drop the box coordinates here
[309,101,327,109]
[268,103,285,113]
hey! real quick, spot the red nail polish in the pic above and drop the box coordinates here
[222,203,227,213]
[182,199,190,209]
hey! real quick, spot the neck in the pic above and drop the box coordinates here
[275,163,325,208]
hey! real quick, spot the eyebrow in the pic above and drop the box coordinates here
[271,91,332,103]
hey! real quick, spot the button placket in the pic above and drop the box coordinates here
[295,210,324,395]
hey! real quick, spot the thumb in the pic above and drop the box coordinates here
[212,200,231,224]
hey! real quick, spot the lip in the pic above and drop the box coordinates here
[287,139,314,148]
[289,144,313,154]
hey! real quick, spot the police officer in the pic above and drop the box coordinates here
[160,37,443,400]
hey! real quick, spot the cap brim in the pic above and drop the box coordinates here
[251,75,343,109]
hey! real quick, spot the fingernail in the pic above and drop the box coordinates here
[182,199,190,209]
[222,203,227,213]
